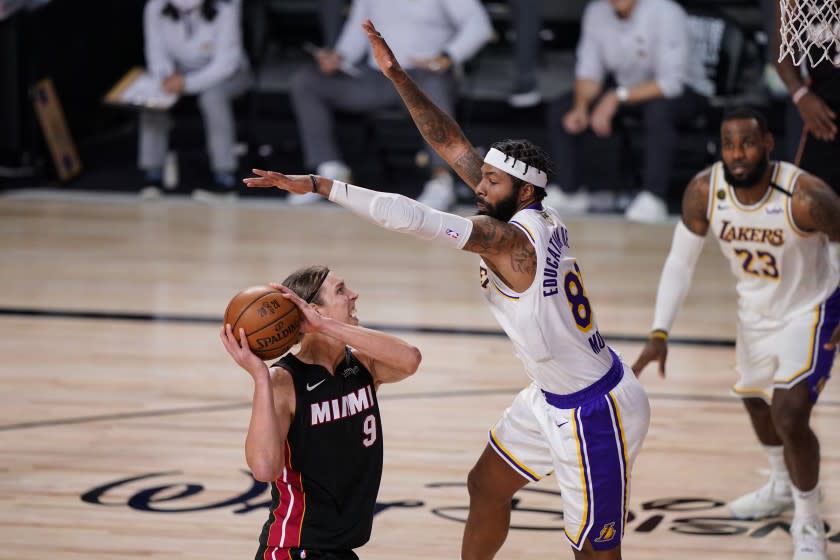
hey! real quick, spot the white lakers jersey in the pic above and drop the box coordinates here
[707,161,839,321]
[478,205,614,394]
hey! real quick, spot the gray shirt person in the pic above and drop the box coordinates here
[576,0,713,97]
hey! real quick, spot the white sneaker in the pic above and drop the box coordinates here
[791,518,827,560]
[417,173,455,211]
[316,160,351,183]
[728,479,794,520]
[508,88,542,108]
[543,185,589,214]
[625,191,668,223]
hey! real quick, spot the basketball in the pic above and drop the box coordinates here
[223,285,303,360]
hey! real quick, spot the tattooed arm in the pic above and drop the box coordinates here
[464,216,537,292]
[362,19,484,190]
[791,174,840,242]
[681,169,712,236]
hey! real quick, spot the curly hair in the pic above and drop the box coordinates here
[489,139,554,201]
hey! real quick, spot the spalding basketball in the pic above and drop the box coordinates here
[224,285,302,360]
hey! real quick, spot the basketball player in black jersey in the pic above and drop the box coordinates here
[220,265,422,560]
[773,0,839,193]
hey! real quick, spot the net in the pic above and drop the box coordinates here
[778,0,840,67]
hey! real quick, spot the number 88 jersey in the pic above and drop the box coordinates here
[478,205,614,395]
[707,160,839,322]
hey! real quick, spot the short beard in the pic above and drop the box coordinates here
[723,154,769,189]
[476,188,520,222]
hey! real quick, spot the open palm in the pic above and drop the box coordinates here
[362,19,403,80]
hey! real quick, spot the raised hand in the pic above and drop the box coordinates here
[269,283,325,335]
[243,169,313,194]
[797,92,837,142]
[362,19,404,80]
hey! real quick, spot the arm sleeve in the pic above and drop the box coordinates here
[334,0,370,65]
[439,0,493,63]
[651,220,706,332]
[183,1,245,93]
[328,181,473,250]
[653,4,690,98]
[144,1,174,78]
[574,4,605,82]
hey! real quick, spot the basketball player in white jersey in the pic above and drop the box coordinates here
[633,107,840,560]
[243,19,650,560]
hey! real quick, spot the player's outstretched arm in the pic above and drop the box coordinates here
[244,170,536,287]
[362,19,483,191]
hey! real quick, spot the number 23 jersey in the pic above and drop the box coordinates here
[706,160,839,321]
[478,205,613,395]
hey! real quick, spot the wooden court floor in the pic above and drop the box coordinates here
[0,191,837,560]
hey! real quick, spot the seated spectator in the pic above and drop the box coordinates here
[507,0,543,108]
[288,0,493,209]
[545,0,712,222]
[318,0,347,48]
[139,0,252,201]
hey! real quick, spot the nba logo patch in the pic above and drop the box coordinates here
[445,228,460,240]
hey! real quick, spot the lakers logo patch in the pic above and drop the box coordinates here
[594,521,617,542]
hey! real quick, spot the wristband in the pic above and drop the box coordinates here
[309,174,319,193]
[649,329,668,341]
[792,85,809,104]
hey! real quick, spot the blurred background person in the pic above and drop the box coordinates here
[139,0,252,201]
[507,0,543,108]
[287,0,492,210]
[544,0,712,223]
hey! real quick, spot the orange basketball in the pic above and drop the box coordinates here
[223,285,302,360]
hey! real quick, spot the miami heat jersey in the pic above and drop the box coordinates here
[257,349,382,553]
[478,205,614,395]
[706,161,840,321]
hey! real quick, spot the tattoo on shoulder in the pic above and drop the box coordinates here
[681,173,711,231]
[464,219,536,273]
[796,181,840,238]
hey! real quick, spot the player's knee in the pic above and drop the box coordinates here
[770,402,811,439]
[741,396,770,417]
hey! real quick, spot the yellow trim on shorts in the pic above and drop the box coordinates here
[778,303,820,384]
[608,392,630,528]
[730,385,772,401]
[566,409,590,546]
[489,428,541,481]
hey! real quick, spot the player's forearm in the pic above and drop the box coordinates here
[387,71,483,188]
[651,221,705,332]
[320,318,421,379]
[245,379,287,482]
[573,79,602,111]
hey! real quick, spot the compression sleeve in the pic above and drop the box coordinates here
[328,180,473,250]
[651,220,706,332]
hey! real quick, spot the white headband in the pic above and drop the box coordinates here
[483,148,547,188]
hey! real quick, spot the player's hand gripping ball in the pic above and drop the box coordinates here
[223,285,302,360]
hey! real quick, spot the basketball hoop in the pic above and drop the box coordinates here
[778,0,840,67]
